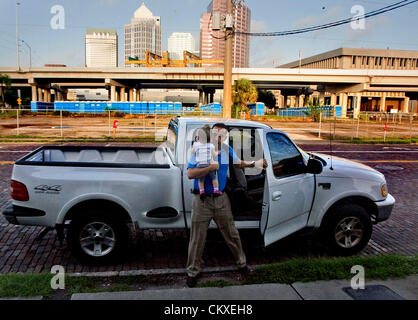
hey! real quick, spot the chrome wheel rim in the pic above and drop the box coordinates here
[335,216,363,249]
[79,222,115,257]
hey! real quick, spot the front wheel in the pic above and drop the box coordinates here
[67,212,128,264]
[320,204,373,256]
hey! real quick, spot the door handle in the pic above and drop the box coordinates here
[272,191,282,201]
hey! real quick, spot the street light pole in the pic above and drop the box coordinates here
[222,0,234,119]
[16,2,21,71]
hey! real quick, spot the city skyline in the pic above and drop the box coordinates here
[168,32,197,60]
[0,0,417,68]
[124,2,161,66]
[85,28,118,67]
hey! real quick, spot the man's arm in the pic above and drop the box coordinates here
[187,163,219,179]
[234,158,268,169]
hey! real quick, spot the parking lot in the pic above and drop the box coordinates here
[0,142,417,274]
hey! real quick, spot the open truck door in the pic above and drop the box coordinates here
[260,129,316,246]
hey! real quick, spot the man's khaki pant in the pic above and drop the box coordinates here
[186,193,247,277]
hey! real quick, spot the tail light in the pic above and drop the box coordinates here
[11,180,29,201]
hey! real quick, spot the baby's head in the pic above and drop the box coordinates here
[196,125,211,143]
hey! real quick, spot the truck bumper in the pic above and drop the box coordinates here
[374,194,395,222]
[2,204,46,225]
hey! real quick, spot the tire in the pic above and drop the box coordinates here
[320,203,373,256]
[67,211,129,264]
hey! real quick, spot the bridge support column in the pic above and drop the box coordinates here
[380,94,386,112]
[330,93,337,106]
[281,95,287,107]
[129,88,134,102]
[204,90,209,105]
[110,86,116,101]
[354,93,361,118]
[402,96,410,113]
[135,89,141,101]
[31,85,37,102]
[198,89,203,106]
[120,88,126,102]
[297,95,304,107]
[37,88,43,102]
[339,93,348,118]
[319,92,325,106]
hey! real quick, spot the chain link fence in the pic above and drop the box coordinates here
[1,107,417,142]
[0,108,222,140]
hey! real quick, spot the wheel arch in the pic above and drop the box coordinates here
[319,196,378,229]
[61,198,133,225]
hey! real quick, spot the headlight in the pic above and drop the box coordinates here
[381,184,388,197]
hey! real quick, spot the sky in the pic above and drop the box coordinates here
[0,0,417,68]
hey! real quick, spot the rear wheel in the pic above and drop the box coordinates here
[67,212,128,264]
[320,204,373,256]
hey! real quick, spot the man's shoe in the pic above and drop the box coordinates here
[186,276,197,288]
[238,265,251,277]
[199,193,206,201]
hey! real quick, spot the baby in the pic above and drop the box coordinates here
[192,126,221,198]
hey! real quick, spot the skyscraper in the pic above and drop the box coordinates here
[200,0,251,67]
[168,33,196,60]
[124,2,161,66]
[85,28,118,68]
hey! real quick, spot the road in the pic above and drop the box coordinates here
[0,142,417,274]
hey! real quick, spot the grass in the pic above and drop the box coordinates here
[0,274,148,298]
[337,136,418,144]
[0,255,416,297]
[244,255,418,285]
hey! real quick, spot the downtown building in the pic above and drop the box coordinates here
[124,2,161,66]
[200,0,251,67]
[168,32,197,60]
[85,28,118,68]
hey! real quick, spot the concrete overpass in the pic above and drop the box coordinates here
[1,67,418,116]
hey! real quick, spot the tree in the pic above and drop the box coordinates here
[0,74,11,108]
[304,96,322,122]
[232,79,258,118]
[257,89,277,110]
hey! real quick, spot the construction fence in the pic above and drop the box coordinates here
[0,107,417,142]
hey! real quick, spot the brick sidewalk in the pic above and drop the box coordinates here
[0,143,417,274]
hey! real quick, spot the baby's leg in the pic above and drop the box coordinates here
[198,178,205,194]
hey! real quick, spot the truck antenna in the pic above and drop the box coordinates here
[329,108,334,170]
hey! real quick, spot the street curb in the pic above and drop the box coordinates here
[67,265,264,278]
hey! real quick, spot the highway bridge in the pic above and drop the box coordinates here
[1,67,417,116]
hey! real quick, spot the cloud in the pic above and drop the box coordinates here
[251,19,267,33]
[292,6,344,29]
[345,14,391,40]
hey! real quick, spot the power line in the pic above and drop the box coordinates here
[237,0,418,36]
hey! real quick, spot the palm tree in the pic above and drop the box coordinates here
[232,79,258,118]
[0,74,11,108]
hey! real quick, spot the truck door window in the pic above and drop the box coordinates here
[167,120,178,157]
[266,133,305,178]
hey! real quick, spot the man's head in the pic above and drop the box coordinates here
[211,123,228,147]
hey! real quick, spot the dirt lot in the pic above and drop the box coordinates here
[1,113,417,140]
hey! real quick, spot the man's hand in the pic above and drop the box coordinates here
[187,163,219,179]
[251,158,267,170]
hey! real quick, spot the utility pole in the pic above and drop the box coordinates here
[16,2,20,71]
[222,0,234,119]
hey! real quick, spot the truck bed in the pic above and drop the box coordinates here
[15,146,170,168]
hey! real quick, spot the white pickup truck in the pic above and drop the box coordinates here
[3,117,395,263]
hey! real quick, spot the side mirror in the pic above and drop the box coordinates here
[306,158,323,174]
